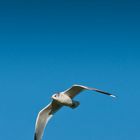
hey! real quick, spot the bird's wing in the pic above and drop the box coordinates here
[34,100,62,140]
[64,84,116,99]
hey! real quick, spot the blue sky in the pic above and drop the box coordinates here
[0,0,140,140]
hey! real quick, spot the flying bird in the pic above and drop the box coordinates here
[34,84,116,140]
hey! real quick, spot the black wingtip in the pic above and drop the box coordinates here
[34,133,37,140]
[94,89,117,98]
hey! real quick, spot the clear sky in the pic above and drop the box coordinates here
[0,0,140,140]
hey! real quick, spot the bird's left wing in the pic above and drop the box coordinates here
[34,100,62,140]
[64,84,116,98]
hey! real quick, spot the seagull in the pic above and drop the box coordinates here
[34,84,116,140]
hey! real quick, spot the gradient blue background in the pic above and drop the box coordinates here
[0,0,140,140]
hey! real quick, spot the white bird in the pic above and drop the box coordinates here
[34,84,116,140]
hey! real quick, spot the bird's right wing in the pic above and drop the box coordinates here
[34,100,62,140]
[64,84,116,98]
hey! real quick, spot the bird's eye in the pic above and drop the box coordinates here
[54,94,57,97]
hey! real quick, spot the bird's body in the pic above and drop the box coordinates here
[34,84,116,140]
[52,93,73,107]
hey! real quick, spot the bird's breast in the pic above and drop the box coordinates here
[57,94,73,106]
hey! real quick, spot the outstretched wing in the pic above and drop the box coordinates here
[64,84,116,99]
[34,100,62,140]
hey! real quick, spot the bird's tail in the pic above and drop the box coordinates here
[70,101,80,109]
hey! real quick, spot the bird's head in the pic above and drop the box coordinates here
[51,93,60,100]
